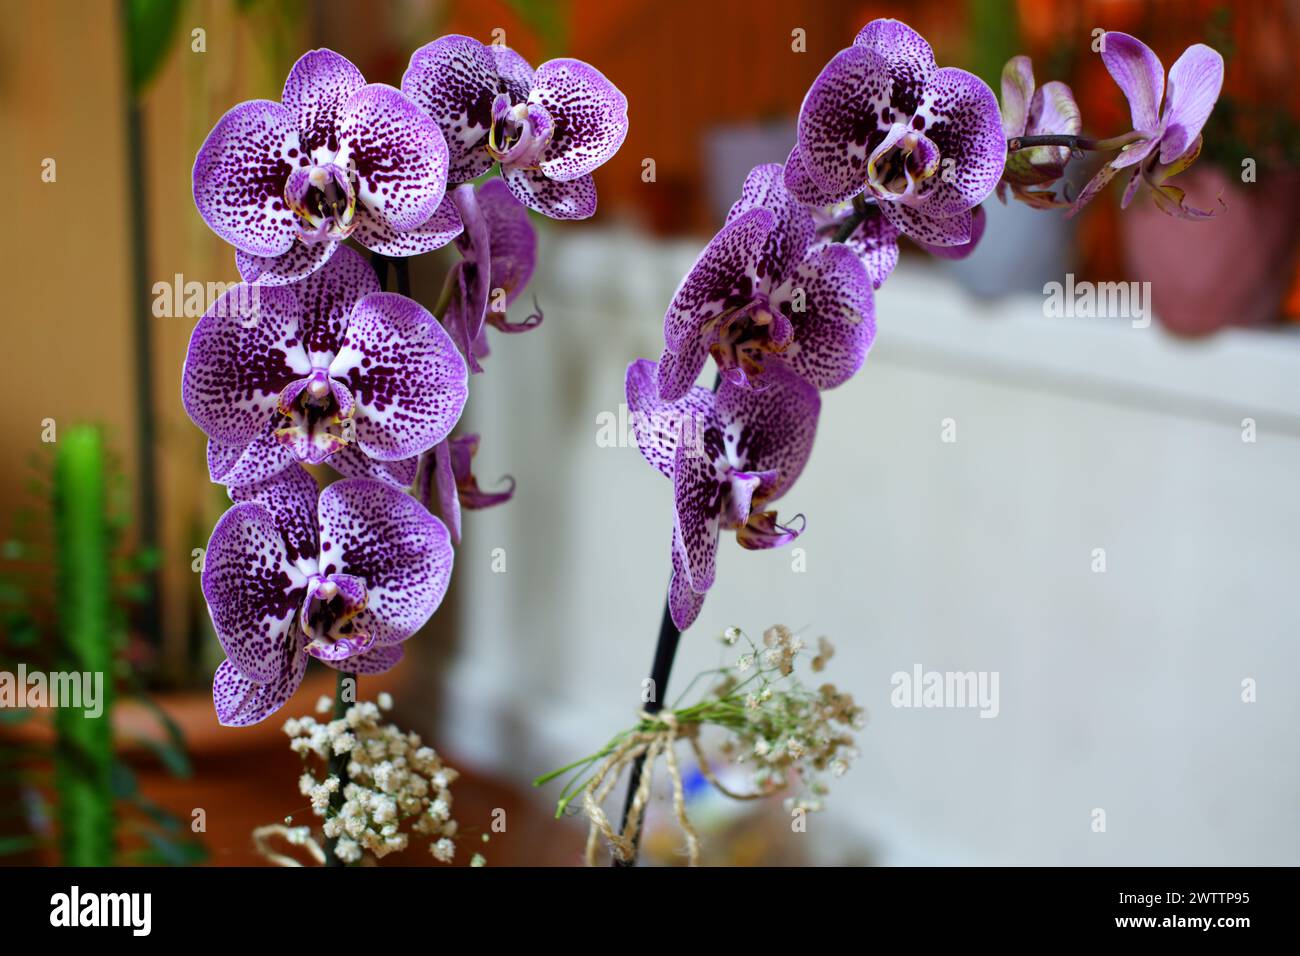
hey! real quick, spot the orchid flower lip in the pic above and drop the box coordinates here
[285,161,358,241]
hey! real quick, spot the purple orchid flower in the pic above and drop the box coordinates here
[206,467,453,726]
[1070,33,1224,220]
[657,163,875,401]
[183,244,468,478]
[415,434,516,546]
[787,18,1005,250]
[997,56,1080,209]
[401,36,628,220]
[626,359,818,631]
[193,48,460,287]
[443,178,541,373]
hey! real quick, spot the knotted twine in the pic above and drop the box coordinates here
[581,710,766,866]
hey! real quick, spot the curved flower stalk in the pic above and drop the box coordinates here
[194,49,458,286]
[787,19,1005,249]
[183,244,468,478]
[658,163,875,400]
[626,359,818,631]
[402,35,629,219]
[443,178,541,373]
[1068,33,1225,219]
[205,468,453,726]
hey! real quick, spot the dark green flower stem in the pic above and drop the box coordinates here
[322,669,354,867]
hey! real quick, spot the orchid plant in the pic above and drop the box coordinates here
[575,21,1224,866]
[186,38,628,865]
[186,18,1224,870]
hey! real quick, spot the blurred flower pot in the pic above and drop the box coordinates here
[0,665,408,865]
[1122,166,1300,335]
[941,194,1074,299]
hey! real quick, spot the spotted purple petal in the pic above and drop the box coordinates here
[663,206,774,354]
[282,49,367,160]
[192,99,301,256]
[294,243,381,364]
[673,441,723,593]
[528,58,629,183]
[331,444,419,489]
[852,18,937,113]
[782,144,829,204]
[207,427,297,487]
[213,651,307,727]
[329,292,469,461]
[771,243,875,391]
[910,67,1006,216]
[316,479,453,646]
[491,45,536,100]
[401,35,498,184]
[842,204,900,288]
[715,363,820,503]
[625,358,715,479]
[352,191,463,257]
[668,524,706,631]
[336,83,449,232]
[655,342,710,405]
[726,163,816,287]
[322,643,405,675]
[183,284,309,447]
[228,465,321,567]
[879,199,972,247]
[202,501,305,683]
[915,203,986,259]
[797,44,891,203]
[236,239,339,287]
[502,165,597,219]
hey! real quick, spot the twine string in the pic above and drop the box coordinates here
[582,710,767,866]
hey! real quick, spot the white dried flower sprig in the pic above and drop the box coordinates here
[535,624,864,865]
[268,693,474,866]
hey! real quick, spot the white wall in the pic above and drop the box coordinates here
[436,225,1300,866]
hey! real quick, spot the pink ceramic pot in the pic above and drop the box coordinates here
[1122,165,1300,336]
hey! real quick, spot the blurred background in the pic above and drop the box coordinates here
[1,0,1298,866]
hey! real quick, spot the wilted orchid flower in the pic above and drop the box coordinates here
[183,244,467,475]
[206,468,453,725]
[658,163,874,401]
[194,49,459,286]
[415,434,516,545]
[626,359,818,631]
[997,56,1081,209]
[787,19,1005,249]
[402,36,628,220]
[443,178,541,373]
[1071,33,1224,219]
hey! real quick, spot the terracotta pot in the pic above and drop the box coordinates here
[1121,166,1300,335]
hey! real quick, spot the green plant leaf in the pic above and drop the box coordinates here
[124,0,185,96]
